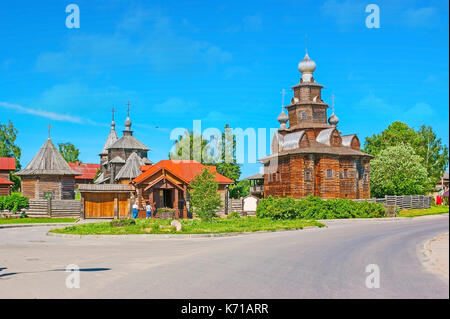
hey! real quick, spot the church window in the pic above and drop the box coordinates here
[326,169,333,179]
[304,170,312,182]
[301,112,307,120]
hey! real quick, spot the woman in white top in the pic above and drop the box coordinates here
[132,202,139,219]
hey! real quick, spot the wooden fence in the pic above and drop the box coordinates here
[26,199,81,218]
[353,195,432,209]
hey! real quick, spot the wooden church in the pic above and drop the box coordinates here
[260,50,373,199]
[95,107,152,184]
[16,135,80,199]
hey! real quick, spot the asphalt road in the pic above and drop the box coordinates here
[0,215,448,298]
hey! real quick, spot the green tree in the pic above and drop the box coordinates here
[0,120,22,191]
[370,144,430,197]
[169,124,241,181]
[229,180,250,199]
[364,121,448,188]
[189,167,222,221]
[414,125,449,184]
[58,142,80,163]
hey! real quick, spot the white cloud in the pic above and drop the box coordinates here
[0,101,85,123]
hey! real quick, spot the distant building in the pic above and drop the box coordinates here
[95,108,152,184]
[16,137,80,199]
[436,172,449,193]
[259,50,373,199]
[243,172,264,198]
[0,157,15,196]
[68,162,100,186]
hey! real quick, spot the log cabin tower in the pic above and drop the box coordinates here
[260,50,373,199]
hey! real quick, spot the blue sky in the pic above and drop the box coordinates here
[0,0,448,178]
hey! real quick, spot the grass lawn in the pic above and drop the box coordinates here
[49,217,324,235]
[398,205,449,218]
[0,217,78,224]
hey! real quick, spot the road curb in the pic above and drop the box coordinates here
[0,223,76,229]
[46,225,322,240]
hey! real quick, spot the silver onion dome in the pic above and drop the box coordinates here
[328,113,339,126]
[278,110,288,129]
[298,52,316,82]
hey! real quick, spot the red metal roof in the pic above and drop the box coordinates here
[134,160,234,185]
[0,157,16,171]
[68,162,100,180]
[0,176,13,185]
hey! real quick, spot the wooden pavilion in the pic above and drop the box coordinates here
[132,160,234,219]
[16,137,80,199]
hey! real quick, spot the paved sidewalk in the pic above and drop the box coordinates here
[422,232,449,281]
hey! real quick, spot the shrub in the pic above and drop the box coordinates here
[227,211,241,219]
[189,167,222,222]
[256,196,385,220]
[0,193,29,213]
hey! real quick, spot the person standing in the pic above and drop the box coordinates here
[146,201,152,219]
[132,201,139,219]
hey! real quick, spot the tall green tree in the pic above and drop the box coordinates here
[370,144,430,197]
[414,125,449,183]
[189,167,222,221]
[169,124,241,181]
[0,120,22,191]
[58,142,80,163]
[364,121,449,188]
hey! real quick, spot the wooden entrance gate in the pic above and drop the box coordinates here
[79,184,132,219]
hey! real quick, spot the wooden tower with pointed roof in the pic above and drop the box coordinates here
[260,50,373,199]
[16,136,80,199]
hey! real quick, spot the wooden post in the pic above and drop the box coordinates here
[128,194,132,218]
[81,194,85,219]
[47,198,52,217]
[183,185,188,219]
[114,193,119,219]
[174,189,179,219]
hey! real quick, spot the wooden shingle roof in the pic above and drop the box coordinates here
[16,138,80,176]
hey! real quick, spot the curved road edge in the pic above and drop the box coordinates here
[419,232,449,282]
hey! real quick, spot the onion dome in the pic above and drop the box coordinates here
[278,110,288,129]
[298,51,316,82]
[124,116,131,130]
[328,113,339,126]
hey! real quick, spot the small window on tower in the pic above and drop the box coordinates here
[327,169,333,179]
[301,112,307,120]
[304,170,312,182]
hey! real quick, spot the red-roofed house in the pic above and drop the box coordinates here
[0,157,16,195]
[68,162,100,186]
[132,160,234,218]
